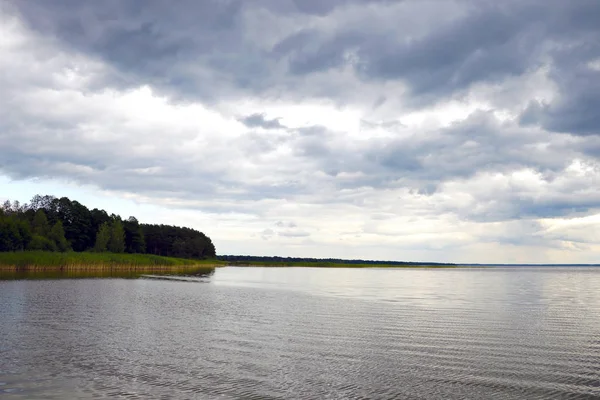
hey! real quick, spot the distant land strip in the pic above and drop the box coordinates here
[218,255,456,268]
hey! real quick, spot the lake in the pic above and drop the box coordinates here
[1,266,600,399]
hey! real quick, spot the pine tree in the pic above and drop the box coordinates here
[1,200,12,214]
[124,216,146,253]
[130,225,146,253]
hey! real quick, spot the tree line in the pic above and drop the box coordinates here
[0,195,215,259]
[218,255,453,266]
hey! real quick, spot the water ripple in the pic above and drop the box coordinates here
[1,267,600,398]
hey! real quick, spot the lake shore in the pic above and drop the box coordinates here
[223,261,456,268]
[0,251,224,272]
[0,251,456,272]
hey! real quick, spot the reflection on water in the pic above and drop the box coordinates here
[1,266,600,399]
[0,267,215,281]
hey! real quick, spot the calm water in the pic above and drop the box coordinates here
[1,267,600,399]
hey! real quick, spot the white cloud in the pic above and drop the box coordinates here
[2,1,600,263]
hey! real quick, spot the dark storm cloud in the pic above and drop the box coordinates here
[3,0,600,229]
[522,62,600,136]
[275,4,539,98]
[9,0,262,99]
[516,2,600,136]
[9,0,600,110]
[273,0,600,116]
[453,190,600,223]
[307,111,573,190]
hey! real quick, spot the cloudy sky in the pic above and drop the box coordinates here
[1,0,600,263]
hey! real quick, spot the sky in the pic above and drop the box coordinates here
[1,0,600,264]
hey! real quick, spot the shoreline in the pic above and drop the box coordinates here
[222,262,456,268]
[0,264,222,272]
[0,251,224,272]
[0,251,457,272]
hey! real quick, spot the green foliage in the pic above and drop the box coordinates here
[55,198,94,251]
[0,218,21,251]
[90,208,110,233]
[1,194,216,259]
[49,221,70,252]
[218,255,456,268]
[124,216,145,253]
[0,214,31,251]
[94,222,111,252]
[27,235,58,251]
[144,224,215,259]
[32,209,51,237]
[108,219,126,253]
[0,251,220,268]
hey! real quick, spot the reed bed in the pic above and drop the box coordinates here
[0,251,224,272]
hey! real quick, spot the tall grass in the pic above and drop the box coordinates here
[0,251,224,272]
[0,251,454,272]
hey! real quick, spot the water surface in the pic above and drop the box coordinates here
[1,267,599,399]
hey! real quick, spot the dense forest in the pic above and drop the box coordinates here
[0,195,215,259]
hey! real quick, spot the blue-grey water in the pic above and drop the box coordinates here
[1,266,600,399]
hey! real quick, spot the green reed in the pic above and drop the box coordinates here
[0,251,224,271]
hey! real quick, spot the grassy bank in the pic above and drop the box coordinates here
[0,252,455,272]
[225,260,456,268]
[0,251,224,272]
